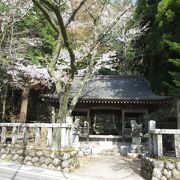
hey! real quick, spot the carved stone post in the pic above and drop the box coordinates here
[1,127,7,144]
[35,127,41,146]
[174,134,180,157]
[47,127,53,146]
[148,120,156,156]
[61,124,66,148]
[12,126,18,144]
[23,127,28,145]
[156,134,163,157]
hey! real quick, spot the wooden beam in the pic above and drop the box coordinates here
[122,110,125,141]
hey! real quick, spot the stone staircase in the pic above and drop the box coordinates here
[79,140,147,157]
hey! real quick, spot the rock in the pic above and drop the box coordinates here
[6,154,13,160]
[24,156,32,162]
[41,164,47,168]
[36,151,43,157]
[176,162,180,171]
[13,154,19,161]
[165,162,175,170]
[1,154,7,160]
[45,158,52,166]
[57,166,62,171]
[26,162,33,166]
[160,176,167,180]
[152,177,159,180]
[29,151,36,157]
[39,157,46,165]
[43,151,50,158]
[163,169,172,178]
[34,162,40,167]
[31,157,39,163]
[1,149,6,154]
[53,158,61,167]
[153,168,162,179]
[50,153,55,159]
[153,160,164,171]
[172,169,180,180]
[70,151,77,157]
[62,168,69,172]
[61,153,70,161]
[17,156,24,162]
[10,150,16,155]
[17,150,24,155]
[48,164,55,170]
[127,153,139,158]
[61,160,70,168]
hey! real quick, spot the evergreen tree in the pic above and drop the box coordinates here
[135,0,180,96]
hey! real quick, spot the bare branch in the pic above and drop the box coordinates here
[42,0,76,79]
[32,0,59,33]
[79,4,131,64]
[65,0,87,27]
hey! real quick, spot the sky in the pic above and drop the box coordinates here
[132,0,137,5]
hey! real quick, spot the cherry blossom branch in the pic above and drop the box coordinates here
[65,0,87,27]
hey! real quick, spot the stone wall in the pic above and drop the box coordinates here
[141,156,180,180]
[0,144,79,172]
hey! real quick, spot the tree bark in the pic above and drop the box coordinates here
[19,88,29,123]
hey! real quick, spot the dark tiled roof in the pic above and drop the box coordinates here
[71,75,168,101]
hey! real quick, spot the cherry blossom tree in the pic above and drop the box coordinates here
[0,0,34,121]
[0,0,147,135]
[30,1,133,130]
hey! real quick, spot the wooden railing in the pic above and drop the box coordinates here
[148,120,180,157]
[0,123,73,149]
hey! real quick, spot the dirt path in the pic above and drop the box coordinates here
[74,156,144,180]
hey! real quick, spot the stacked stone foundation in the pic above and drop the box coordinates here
[141,156,180,180]
[0,144,79,172]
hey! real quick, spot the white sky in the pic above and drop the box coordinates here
[132,0,137,5]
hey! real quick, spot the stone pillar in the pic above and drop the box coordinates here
[177,98,180,129]
[61,124,67,148]
[174,134,180,157]
[148,120,156,156]
[72,130,80,150]
[156,134,163,157]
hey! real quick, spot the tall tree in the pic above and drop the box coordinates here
[135,0,180,95]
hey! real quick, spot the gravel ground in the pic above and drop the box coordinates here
[74,155,145,180]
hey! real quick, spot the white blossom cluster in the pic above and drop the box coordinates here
[7,60,52,89]
[95,51,117,72]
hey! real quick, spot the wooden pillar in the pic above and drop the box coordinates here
[87,109,90,142]
[145,110,149,133]
[122,110,125,141]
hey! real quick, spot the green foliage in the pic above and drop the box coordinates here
[16,8,57,65]
[135,0,180,96]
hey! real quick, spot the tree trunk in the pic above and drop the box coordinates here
[2,85,8,121]
[52,80,72,149]
[19,88,29,123]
